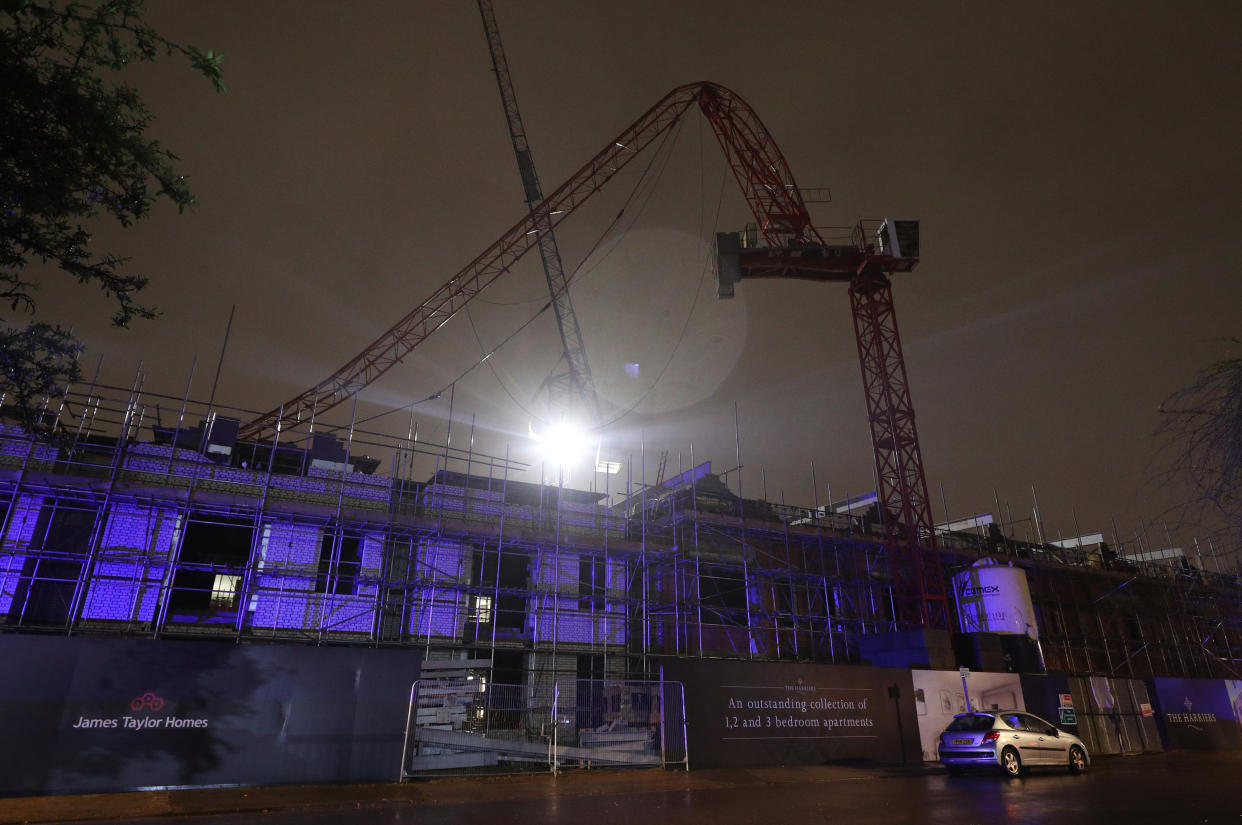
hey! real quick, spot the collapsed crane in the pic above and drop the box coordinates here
[241,81,948,630]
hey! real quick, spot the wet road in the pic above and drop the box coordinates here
[32,752,1242,824]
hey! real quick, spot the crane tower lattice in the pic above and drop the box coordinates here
[477,0,600,424]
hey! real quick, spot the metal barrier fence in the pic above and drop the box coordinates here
[400,677,688,777]
[400,678,554,777]
[552,679,688,773]
[1066,675,1162,755]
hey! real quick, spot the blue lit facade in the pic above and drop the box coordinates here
[1,411,1239,686]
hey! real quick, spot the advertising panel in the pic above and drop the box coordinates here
[1150,677,1242,751]
[0,635,421,795]
[912,670,1024,761]
[660,659,918,768]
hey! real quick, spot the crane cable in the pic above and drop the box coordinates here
[594,115,729,430]
[468,110,728,433]
[350,111,689,431]
[465,113,693,425]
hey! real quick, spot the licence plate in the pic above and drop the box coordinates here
[952,738,972,745]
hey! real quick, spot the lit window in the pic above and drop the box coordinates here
[471,595,493,624]
[211,573,241,607]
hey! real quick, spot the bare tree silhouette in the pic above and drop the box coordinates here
[1157,338,1242,563]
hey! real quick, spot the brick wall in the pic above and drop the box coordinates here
[79,504,180,622]
[0,493,46,614]
[248,521,321,630]
[410,538,468,640]
[311,532,383,634]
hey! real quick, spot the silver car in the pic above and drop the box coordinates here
[937,710,1090,777]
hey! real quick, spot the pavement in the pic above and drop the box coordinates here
[0,762,943,824]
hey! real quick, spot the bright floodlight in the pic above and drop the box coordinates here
[530,421,589,468]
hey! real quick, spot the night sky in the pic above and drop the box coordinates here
[32,1,1242,561]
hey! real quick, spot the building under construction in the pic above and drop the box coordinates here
[3,41,1241,789]
[2,383,1238,690]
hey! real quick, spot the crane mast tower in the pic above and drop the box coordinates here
[716,219,948,630]
[477,0,600,426]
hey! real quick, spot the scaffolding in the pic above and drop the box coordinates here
[935,523,1242,680]
[1,378,1239,706]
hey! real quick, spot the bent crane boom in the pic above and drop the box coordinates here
[242,81,948,630]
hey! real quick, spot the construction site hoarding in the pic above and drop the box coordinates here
[0,635,421,795]
[1150,677,1242,751]
[1021,674,1163,755]
[660,659,919,768]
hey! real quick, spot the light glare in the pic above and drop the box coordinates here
[530,421,589,468]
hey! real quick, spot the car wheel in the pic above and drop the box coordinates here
[1001,747,1022,778]
[1068,745,1087,774]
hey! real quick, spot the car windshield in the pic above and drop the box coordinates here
[946,714,995,732]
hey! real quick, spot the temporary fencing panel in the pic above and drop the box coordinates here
[1066,676,1162,754]
[400,678,553,777]
[551,679,688,772]
[400,677,687,776]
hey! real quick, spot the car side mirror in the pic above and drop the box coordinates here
[1051,729,1060,737]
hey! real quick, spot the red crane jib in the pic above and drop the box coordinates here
[242,82,813,440]
[242,81,948,631]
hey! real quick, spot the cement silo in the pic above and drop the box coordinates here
[954,559,1039,638]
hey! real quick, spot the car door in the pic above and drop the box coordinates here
[1018,713,1063,765]
[999,713,1041,765]
[1031,714,1070,765]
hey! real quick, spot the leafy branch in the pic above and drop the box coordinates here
[0,0,223,429]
